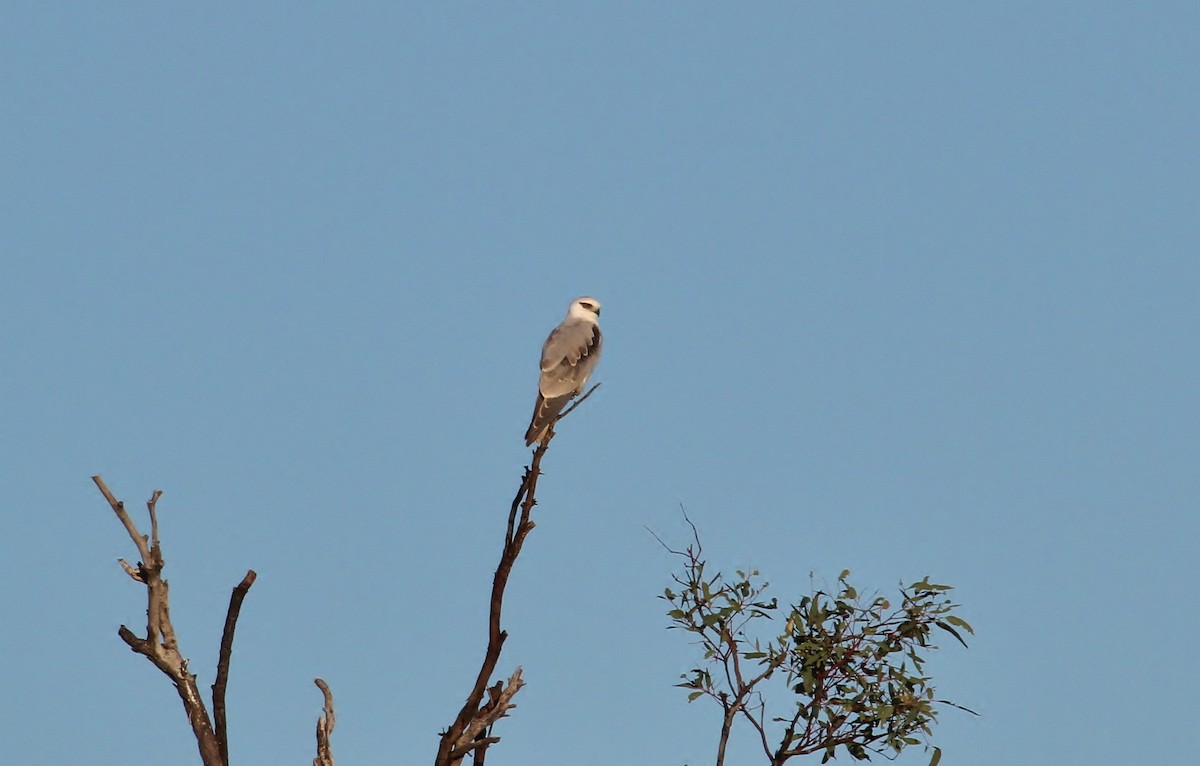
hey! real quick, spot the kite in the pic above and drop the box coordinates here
[525,296,603,445]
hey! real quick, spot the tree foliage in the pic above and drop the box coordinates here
[661,521,974,766]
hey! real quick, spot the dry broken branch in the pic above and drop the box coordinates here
[93,475,225,766]
[313,678,336,766]
[94,475,260,766]
[453,666,525,760]
[215,569,258,766]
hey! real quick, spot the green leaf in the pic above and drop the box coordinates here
[687,691,704,702]
[808,599,824,623]
[910,577,952,592]
[667,609,687,620]
[928,747,943,766]
[935,620,969,648]
[944,614,975,634]
[839,569,851,580]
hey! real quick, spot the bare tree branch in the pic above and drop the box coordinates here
[95,475,153,573]
[97,383,598,766]
[118,557,145,582]
[93,475,225,766]
[435,392,597,766]
[457,666,525,761]
[147,488,163,553]
[313,678,336,766]
[435,443,543,766]
[214,569,258,766]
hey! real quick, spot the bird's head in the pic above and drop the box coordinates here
[568,296,602,320]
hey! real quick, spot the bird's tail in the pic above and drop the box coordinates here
[525,392,572,446]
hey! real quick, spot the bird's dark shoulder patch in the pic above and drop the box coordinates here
[585,324,602,356]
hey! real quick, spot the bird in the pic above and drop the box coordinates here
[525,296,603,446]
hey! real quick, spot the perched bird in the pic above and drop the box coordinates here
[525,296,603,446]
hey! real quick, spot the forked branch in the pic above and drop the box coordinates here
[434,390,597,766]
[94,475,225,766]
[94,475,264,766]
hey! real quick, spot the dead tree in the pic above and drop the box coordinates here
[96,384,598,766]
[93,475,336,766]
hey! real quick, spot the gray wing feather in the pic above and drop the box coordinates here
[525,320,602,445]
[538,321,602,398]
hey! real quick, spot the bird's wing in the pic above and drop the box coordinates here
[538,320,602,398]
[525,319,602,445]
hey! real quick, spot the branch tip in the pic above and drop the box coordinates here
[313,678,336,766]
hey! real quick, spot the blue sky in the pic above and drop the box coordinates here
[2,3,1197,765]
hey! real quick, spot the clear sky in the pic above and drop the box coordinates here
[2,4,1197,765]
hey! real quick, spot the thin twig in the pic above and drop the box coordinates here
[745,690,774,761]
[647,505,704,557]
[556,382,601,420]
[148,489,163,553]
[214,569,258,766]
[93,475,153,567]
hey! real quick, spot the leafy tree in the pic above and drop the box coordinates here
[659,517,974,766]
